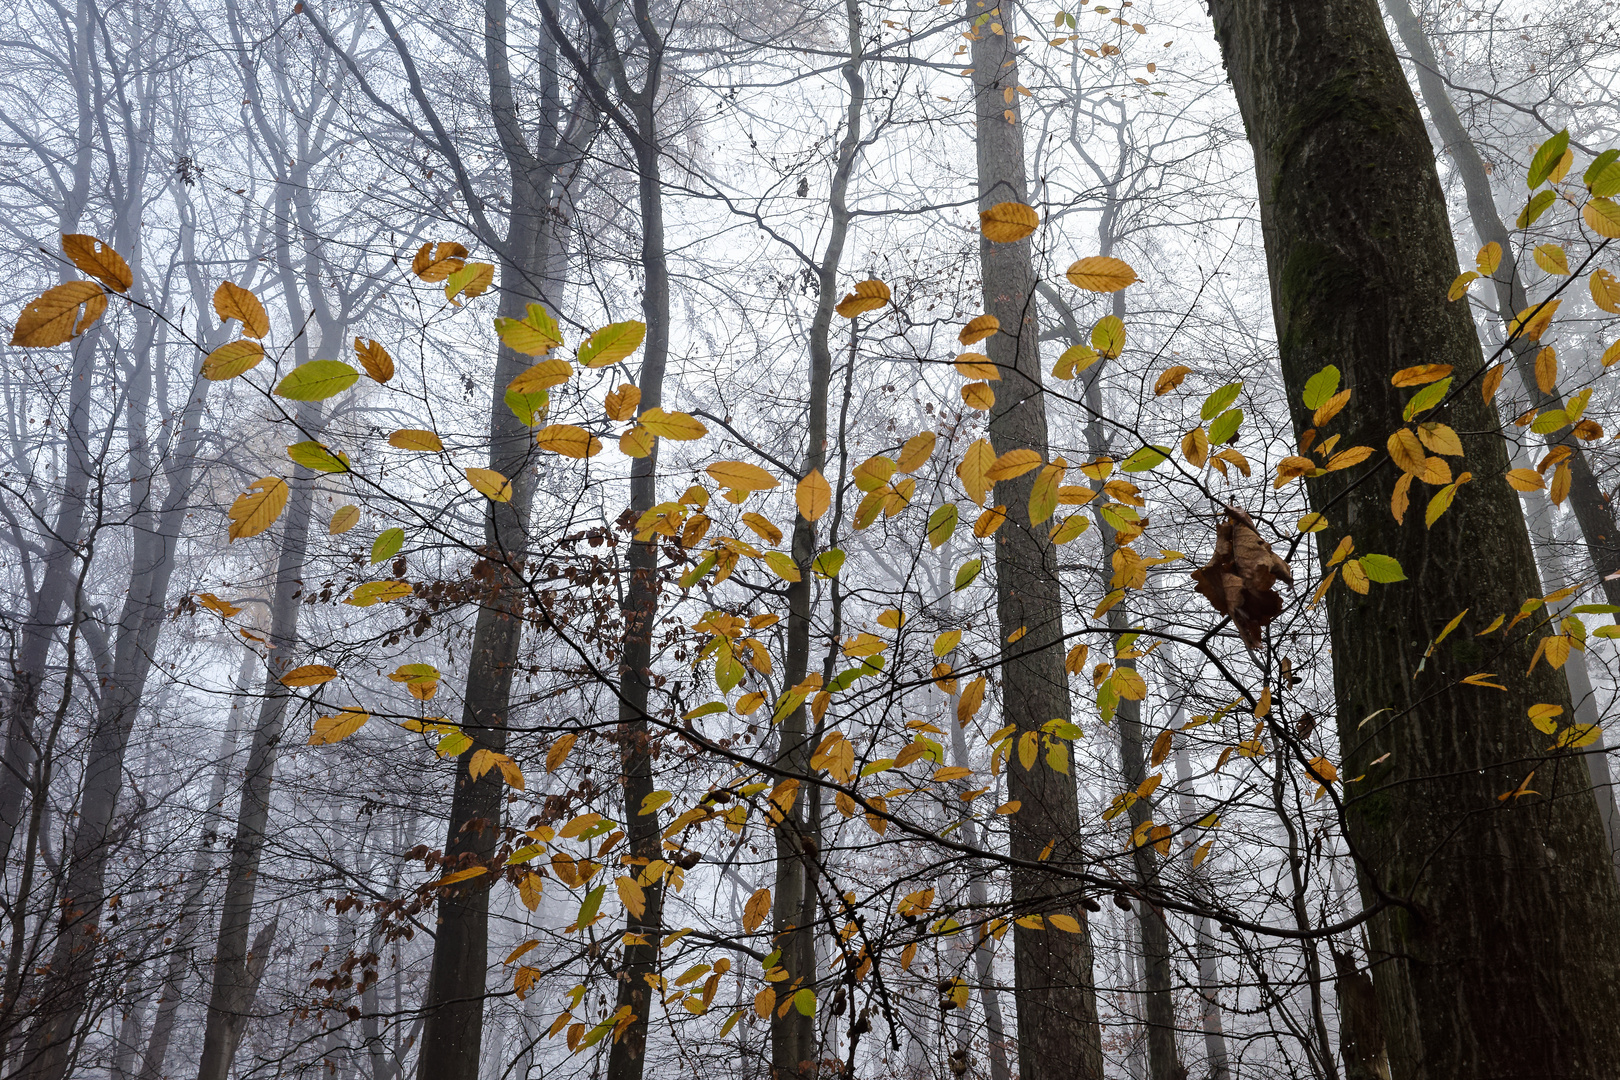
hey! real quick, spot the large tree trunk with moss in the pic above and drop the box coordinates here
[970,8,1104,1079]
[1207,1,1620,1075]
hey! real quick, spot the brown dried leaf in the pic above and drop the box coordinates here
[1189,507,1293,649]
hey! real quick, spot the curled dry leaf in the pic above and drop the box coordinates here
[1189,507,1294,649]
[411,241,468,283]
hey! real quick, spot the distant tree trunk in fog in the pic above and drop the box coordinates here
[968,5,1104,1078]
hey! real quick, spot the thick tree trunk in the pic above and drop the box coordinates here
[1207,1,1620,1075]
[969,8,1104,1079]
[1383,0,1620,608]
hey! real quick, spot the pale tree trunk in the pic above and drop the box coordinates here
[1207,1,1620,1074]
[1384,0,1620,608]
[1170,721,1231,1080]
[137,644,258,1080]
[968,6,1104,1078]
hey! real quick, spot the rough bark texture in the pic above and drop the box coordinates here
[1383,0,1620,609]
[971,9,1104,1080]
[1207,1,1620,1076]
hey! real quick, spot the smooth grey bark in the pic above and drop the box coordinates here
[1170,725,1231,1080]
[1207,1,1620,1075]
[137,644,257,1080]
[771,2,865,1074]
[968,6,1104,1079]
[1383,0,1620,609]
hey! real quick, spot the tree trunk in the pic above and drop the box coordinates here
[1171,725,1231,1080]
[1206,1,1620,1074]
[1383,0,1620,608]
[413,4,559,1071]
[770,4,864,1075]
[138,645,258,1080]
[969,7,1104,1079]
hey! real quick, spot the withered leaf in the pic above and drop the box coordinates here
[1190,507,1294,649]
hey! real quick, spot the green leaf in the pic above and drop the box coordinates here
[1595,625,1620,639]
[286,441,349,473]
[683,701,727,720]
[1527,129,1569,188]
[1402,377,1452,421]
[1358,554,1406,584]
[1572,604,1620,615]
[1200,382,1242,421]
[577,320,647,368]
[577,882,606,925]
[812,549,846,578]
[828,655,885,693]
[504,384,549,426]
[1586,149,1620,197]
[1099,503,1140,532]
[1302,365,1340,410]
[1208,407,1244,444]
[1121,445,1170,473]
[792,989,816,1017]
[679,551,717,588]
[1530,408,1569,435]
[927,504,959,549]
[1517,189,1557,229]
[274,360,359,401]
[954,558,983,592]
[370,528,404,565]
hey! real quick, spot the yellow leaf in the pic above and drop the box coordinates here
[1342,558,1370,594]
[1448,271,1478,301]
[436,866,488,887]
[707,461,778,491]
[1326,445,1374,471]
[897,431,936,472]
[10,281,105,347]
[741,512,783,545]
[329,504,360,535]
[1535,346,1558,393]
[619,424,654,457]
[1313,388,1351,428]
[536,424,603,459]
[355,337,394,382]
[309,709,369,745]
[959,314,1000,345]
[411,241,468,283]
[616,876,647,919]
[1505,468,1545,492]
[637,407,707,440]
[1065,256,1138,292]
[1533,243,1570,275]
[493,303,562,355]
[1550,461,1572,506]
[791,469,830,521]
[957,677,986,725]
[213,281,270,338]
[389,428,444,452]
[61,234,132,291]
[604,384,641,421]
[986,448,1043,481]
[465,467,514,501]
[1153,364,1191,395]
[1390,363,1453,387]
[834,278,890,318]
[961,381,995,410]
[934,630,962,656]
[980,201,1040,242]
[444,261,494,304]
[1584,197,1620,238]
[1476,241,1502,275]
[577,321,647,367]
[281,664,337,687]
[201,340,265,381]
[509,357,574,394]
[743,887,771,933]
[1507,298,1560,342]
[1386,429,1426,476]
[1416,424,1463,457]
[1591,269,1620,314]
[228,477,289,542]
[546,733,577,773]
